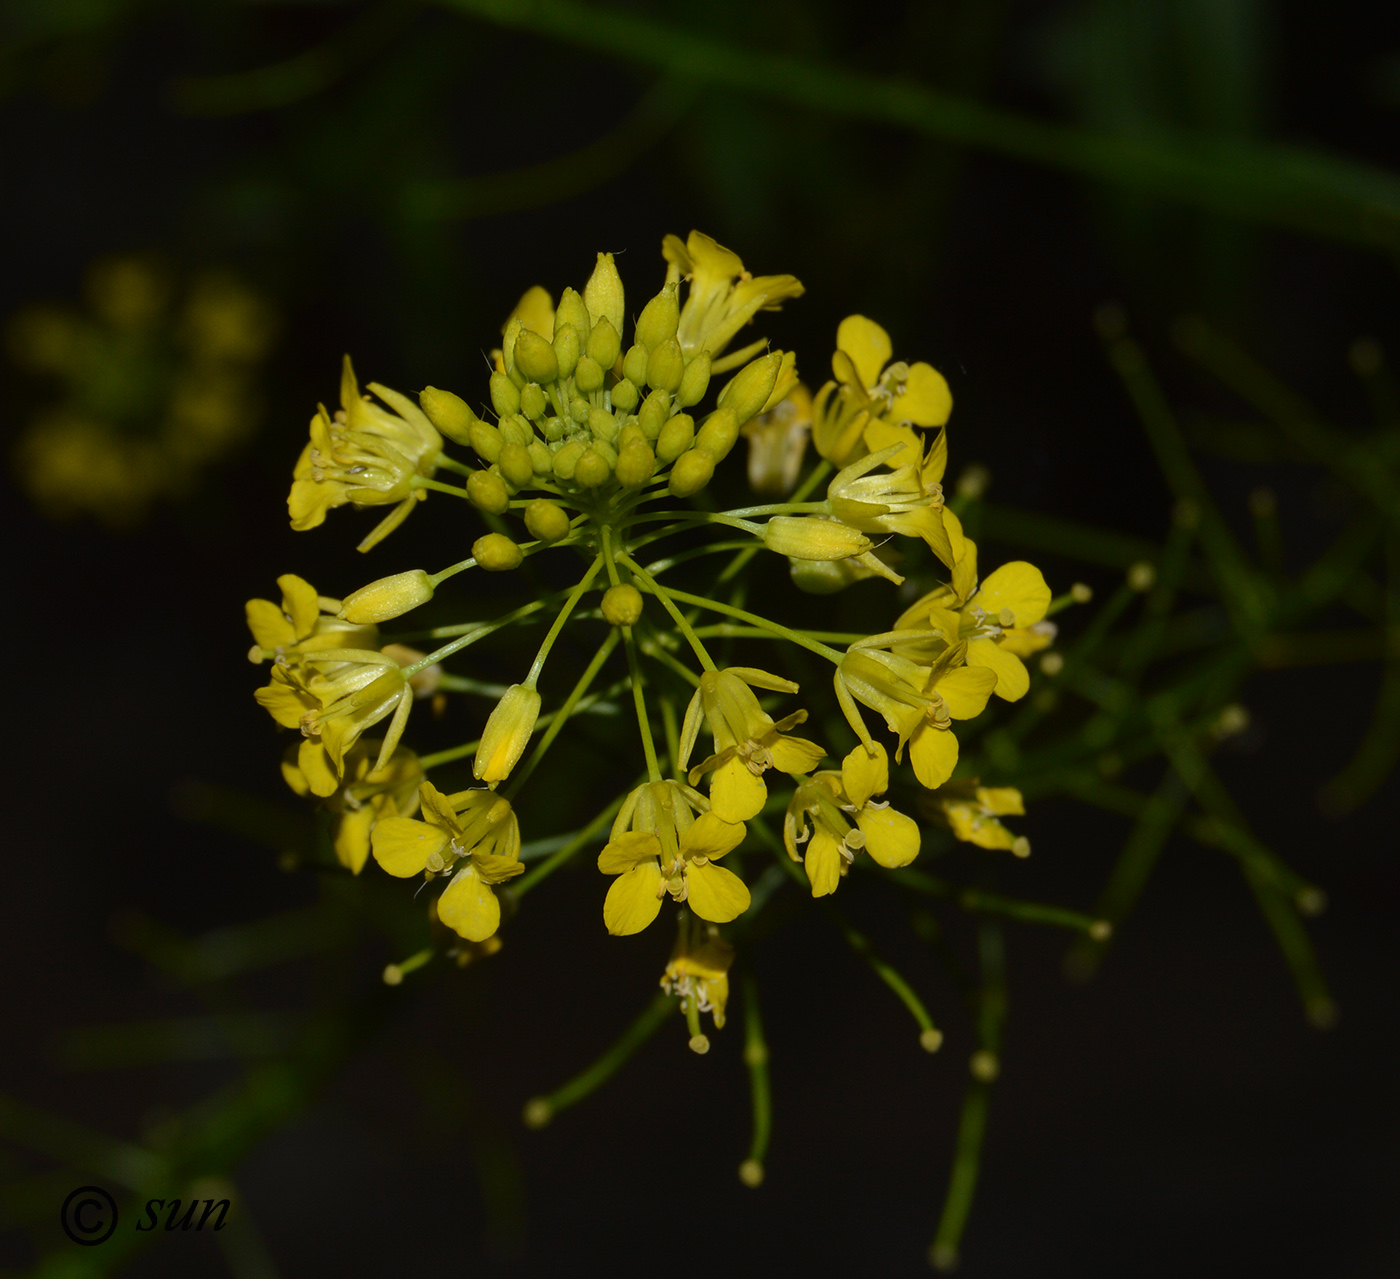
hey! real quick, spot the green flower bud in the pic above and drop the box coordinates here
[763,515,872,560]
[646,337,685,394]
[586,316,621,371]
[498,415,531,448]
[419,386,477,446]
[617,421,647,450]
[469,420,504,463]
[695,406,739,461]
[677,351,712,408]
[499,441,534,488]
[519,382,548,421]
[524,498,571,544]
[514,329,559,384]
[475,683,541,784]
[501,318,524,384]
[668,448,715,497]
[635,283,680,352]
[592,438,618,469]
[490,371,521,417]
[339,569,435,624]
[615,438,655,487]
[583,252,624,339]
[528,440,552,475]
[553,439,586,480]
[574,354,604,394]
[601,583,644,627]
[554,286,590,339]
[574,448,610,488]
[588,407,619,443]
[467,469,510,514]
[622,343,649,385]
[570,397,590,424]
[718,351,782,426]
[637,389,672,441]
[542,415,566,442]
[655,412,695,462]
[610,377,640,413]
[473,532,524,571]
[553,324,581,380]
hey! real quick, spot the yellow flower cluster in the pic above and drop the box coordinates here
[8,256,275,525]
[244,230,1050,1043]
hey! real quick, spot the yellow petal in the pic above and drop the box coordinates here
[510,285,555,339]
[910,724,959,789]
[682,812,746,861]
[437,864,501,942]
[254,677,312,729]
[334,806,374,874]
[417,780,460,831]
[836,315,892,389]
[803,829,844,897]
[858,805,920,868]
[598,831,662,875]
[967,637,1030,702]
[936,665,998,719]
[278,574,320,638]
[861,418,922,469]
[922,426,948,487]
[976,786,1025,816]
[298,736,340,798]
[999,624,1055,658]
[842,742,888,808]
[767,734,826,774]
[709,757,767,822]
[371,816,448,878]
[952,533,978,603]
[603,862,665,935]
[973,561,1051,628]
[245,598,295,650]
[891,362,952,427]
[685,861,751,922]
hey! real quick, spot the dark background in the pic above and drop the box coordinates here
[1,1,1397,1275]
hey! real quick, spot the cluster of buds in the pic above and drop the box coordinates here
[247,229,1050,1054]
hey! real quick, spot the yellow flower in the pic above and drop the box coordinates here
[811,315,953,467]
[784,743,920,896]
[288,356,442,548]
[740,384,811,496]
[474,684,541,787]
[835,644,996,790]
[281,739,423,873]
[662,230,804,369]
[680,667,826,822]
[827,444,955,568]
[661,914,734,1029]
[246,573,377,668]
[896,541,1051,701]
[597,781,750,935]
[924,780,1029,856]
[372,782,523,942]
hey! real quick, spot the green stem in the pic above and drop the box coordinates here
[513,792,628,898]
[615,552,717,671]
[648,583,846,663]
[524,554,605,687]
[739,975,772,1187]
